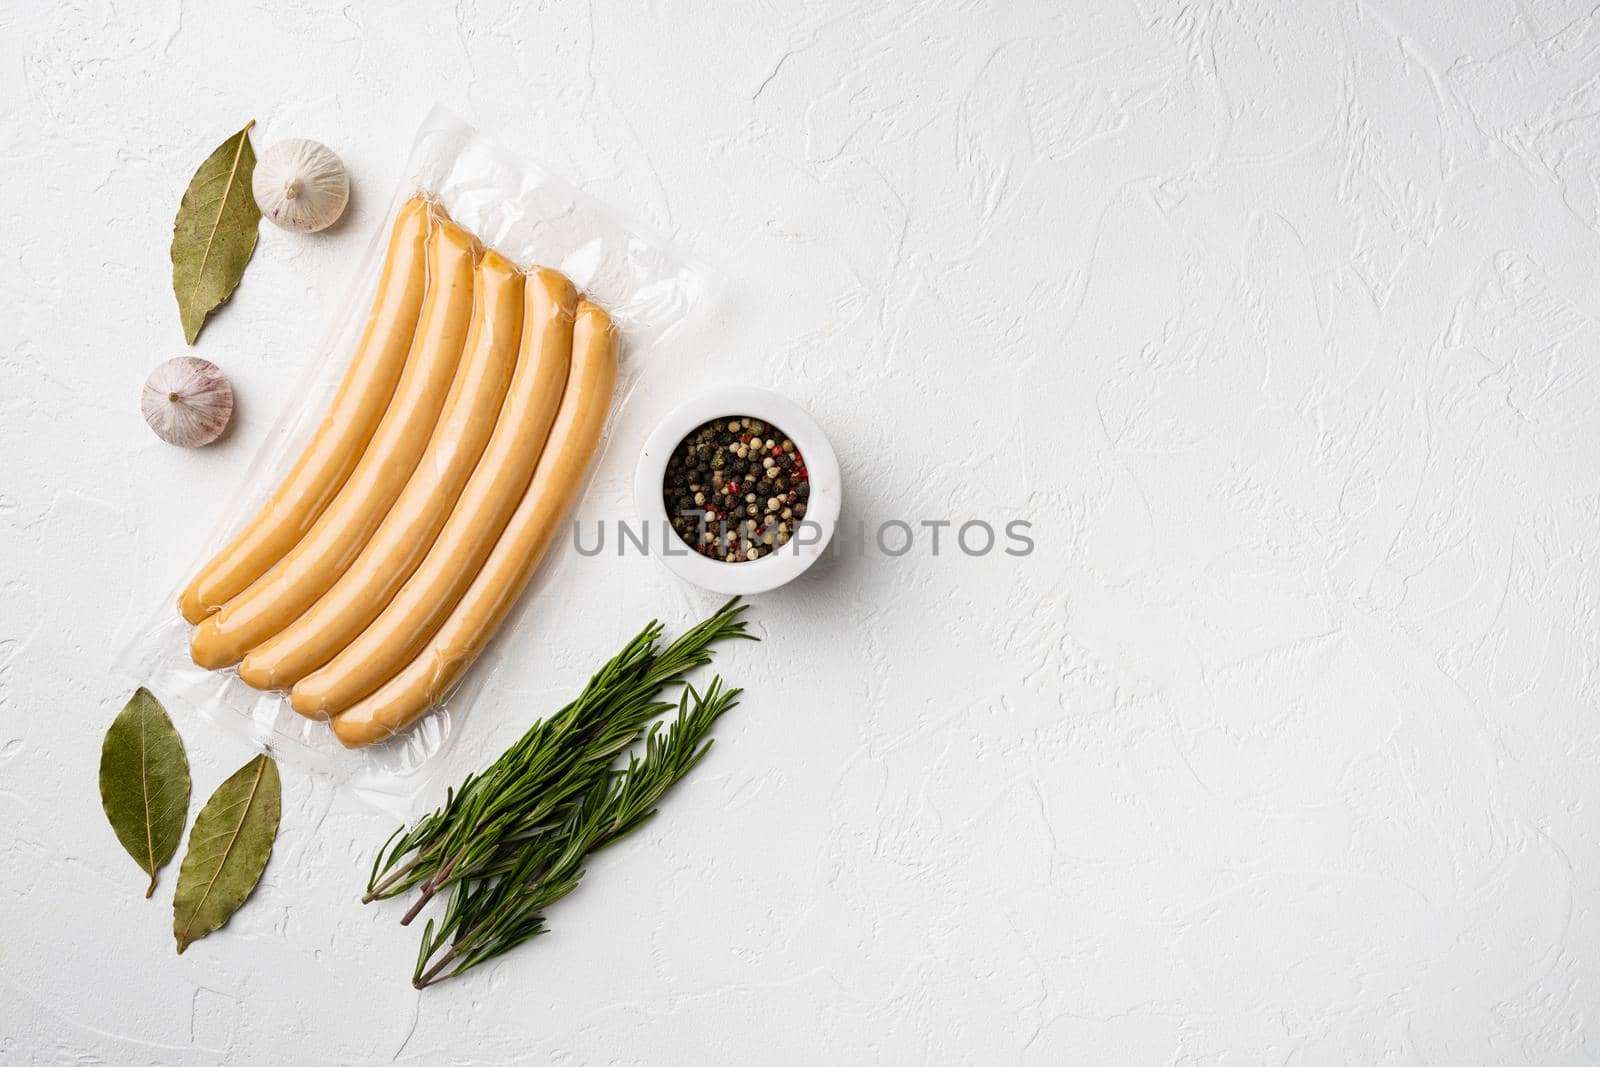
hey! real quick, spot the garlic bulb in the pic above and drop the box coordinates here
[252,139,349,232]
[142,357,234,446]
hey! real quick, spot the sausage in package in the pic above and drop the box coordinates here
[116,106,714,807]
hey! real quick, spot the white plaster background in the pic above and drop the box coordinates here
[4,0,1600,1062]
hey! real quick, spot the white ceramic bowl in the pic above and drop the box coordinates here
[634,387,841,594]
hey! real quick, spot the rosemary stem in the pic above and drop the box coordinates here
[415,916,489,988]
[363,851,425,903]
[401,852,458,926]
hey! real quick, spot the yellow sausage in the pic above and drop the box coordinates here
[189,219,478,670]
[290,269,578,717]
[237,250,528,691]
[330,299,618,747]
[177,198,432,623]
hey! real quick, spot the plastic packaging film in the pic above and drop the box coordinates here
[115,106,716,809]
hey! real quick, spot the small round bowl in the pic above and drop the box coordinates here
[635,387,841,594]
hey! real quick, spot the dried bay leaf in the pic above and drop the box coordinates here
[173,753,280,953]
[99,688,191,897]
[171,121,261,344]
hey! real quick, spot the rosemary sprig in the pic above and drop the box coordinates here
[411,678,743,987]
[365,599,751,910]
[362,599,755,987]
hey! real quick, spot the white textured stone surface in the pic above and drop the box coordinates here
[5,1,1600,1062]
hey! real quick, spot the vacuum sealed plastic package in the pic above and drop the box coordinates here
[116,106,713,806]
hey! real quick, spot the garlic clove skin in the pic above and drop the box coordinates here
[252,138,349,233]
[142,356,234,447]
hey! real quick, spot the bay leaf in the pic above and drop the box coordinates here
[99,687,191,897]
[171,121,261,344]
[172,753,280,954]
